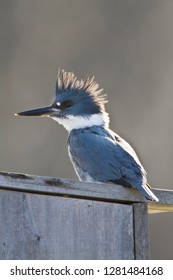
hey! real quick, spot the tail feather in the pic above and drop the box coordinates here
[111,179,159,202]
[140,183,159,202]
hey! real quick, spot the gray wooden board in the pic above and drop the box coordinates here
[0,171,173,260]
[0,189,134,260]
[133,203,149,259]
[0,171,145,203]
[2,171,173,211]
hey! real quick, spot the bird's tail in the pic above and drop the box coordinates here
[141,183,159,202]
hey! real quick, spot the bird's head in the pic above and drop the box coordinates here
[15,70,109,131]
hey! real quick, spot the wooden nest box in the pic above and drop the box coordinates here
[0,172,173,260]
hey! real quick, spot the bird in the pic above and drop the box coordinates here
[15,69,159,202]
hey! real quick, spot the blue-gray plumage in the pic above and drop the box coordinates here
[15,69,159,202]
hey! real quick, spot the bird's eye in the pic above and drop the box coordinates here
[55,100,73,109]
[61,100,73,108]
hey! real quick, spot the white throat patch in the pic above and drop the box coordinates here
[52,113,109,131]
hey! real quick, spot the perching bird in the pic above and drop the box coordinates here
[15,70,158,202]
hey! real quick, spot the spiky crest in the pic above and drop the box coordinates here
[56,69,107,112]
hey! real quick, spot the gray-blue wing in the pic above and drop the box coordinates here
[68,127,158,202]
[68,127,144,184]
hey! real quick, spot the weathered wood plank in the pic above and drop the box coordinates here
[0,171,145,203]
[133,203,149,259]
[148,203,173,213]
[0,189,134,260]
[0,172,173,212]
[0,171,156,203]
[2,171,173,259]
[148,189,173,213]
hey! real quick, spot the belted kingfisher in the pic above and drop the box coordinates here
[15,70,158,202]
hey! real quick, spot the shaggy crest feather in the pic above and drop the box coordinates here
[56,69,107,112]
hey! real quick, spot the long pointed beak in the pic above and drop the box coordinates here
[15,106,54,117]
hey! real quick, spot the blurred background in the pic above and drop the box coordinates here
[0,0,173,259]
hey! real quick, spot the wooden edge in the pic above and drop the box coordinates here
[133,203,149,259]
[148,203,173,214]
[148,189,173,214]
[0,171,145,203]
[0,171,173,213]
